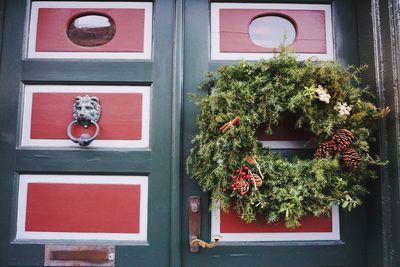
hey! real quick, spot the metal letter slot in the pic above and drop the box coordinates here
[67,95,101,146]
[44,245,115,266]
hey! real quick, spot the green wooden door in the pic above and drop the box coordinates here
[182,0,375,266]
[0,1,175,266]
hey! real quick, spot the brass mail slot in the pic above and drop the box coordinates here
[44,245,115,266]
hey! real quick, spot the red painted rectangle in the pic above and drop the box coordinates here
[256,116,312,141]
[26,183,141,233]
[30,93,143,140]
[36,8,145,52]
[220,9,326,53]
[220,205,332,233]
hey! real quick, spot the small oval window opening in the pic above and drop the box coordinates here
[67,14,116,47]
[249,16,296,48]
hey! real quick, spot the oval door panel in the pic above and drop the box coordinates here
[67,14,116,47]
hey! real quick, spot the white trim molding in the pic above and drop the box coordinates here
[28,2,152,59]
[211,3,334,61]
[16,174,148,242]
[211,205,340,242]
[21,85,151,148]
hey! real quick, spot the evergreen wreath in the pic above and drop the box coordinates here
[187,50,390,228]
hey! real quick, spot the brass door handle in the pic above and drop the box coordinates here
[191,235,222,249]
[188,196,223,253]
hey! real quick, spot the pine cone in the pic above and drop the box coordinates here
[245,155,256,165]
[315,140,337,158]
[237,180,249,196]
[251,174,263,188]
[332,128,355,152]
[341,147,361,170]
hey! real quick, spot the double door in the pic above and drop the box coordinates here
[0,0,383,266]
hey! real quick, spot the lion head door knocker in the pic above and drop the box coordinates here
[67,95,101,146]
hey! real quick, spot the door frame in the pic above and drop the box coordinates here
[366,0,400,266]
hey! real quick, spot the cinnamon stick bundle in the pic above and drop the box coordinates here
[219,116,240,133]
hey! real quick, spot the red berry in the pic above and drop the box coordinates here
[246,174,251,179]
[241,172,246,176]
[236,170,240,174]
[223,188,227,192]
[244,166,249,171]
[233,175,237,179]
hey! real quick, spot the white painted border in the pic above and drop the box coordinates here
[210,3,334,61]
[16,174,148,241]
[211,205,340,242]
[21,85,151,148]
[28,2,152,59]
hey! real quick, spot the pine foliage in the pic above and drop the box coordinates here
[187,50,389,228]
